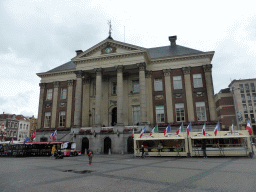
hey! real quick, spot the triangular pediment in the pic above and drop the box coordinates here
[72,38,147,61]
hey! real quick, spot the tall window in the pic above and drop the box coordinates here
[60,88,67,100]
[112,82,117,95]
[59,111,66,127]
[247,94,251,101]
[156,106,165,123]
[249,104,253,112]
[132,106,140,125]
[132,80,140,93]
[44,112,51,128]
[252,93,256,102]
[251,83,255,92]
[175,103,185,122]
[241,94,245,103]
[93,82,96,96]
[243,104,247,113]
[154,78,163,91]
[239,84,244,93]
[196,102,206,121]
[245,84,249,92]
[20,124,22,129]
[193,74,203,88]
[173,76,182,90]
[46,89,53,100]
[26,125,28,130]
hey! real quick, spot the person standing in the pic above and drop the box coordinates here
[51,145,56,158]
[87,149,93,165]
[141,145,145,158]
[202,141,207,158]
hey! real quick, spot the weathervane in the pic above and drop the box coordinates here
[108,20,112,37]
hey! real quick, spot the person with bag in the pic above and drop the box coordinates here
[87,149,93,165]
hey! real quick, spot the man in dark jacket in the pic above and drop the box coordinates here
[141,145,145,158]
[202,140,207,158]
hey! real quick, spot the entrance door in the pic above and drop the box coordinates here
[104,137,111,154]
[81,137,89,154]
[111,107,117,126]
[127,136,134,154]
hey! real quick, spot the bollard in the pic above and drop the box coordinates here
[108,148,111,155]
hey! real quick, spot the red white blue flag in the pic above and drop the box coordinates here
[139,126,146,138]
[245,120,252,135]
[49,130,57,141]
[214,121,220,136]
[186,122,192,135]
[164,124,171,136]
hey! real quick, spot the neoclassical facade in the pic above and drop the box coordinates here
[36,35,217,153]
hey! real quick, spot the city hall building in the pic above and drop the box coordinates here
[36,35,217,154]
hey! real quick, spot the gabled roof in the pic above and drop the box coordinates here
[47,61,76,73]
[147,45,203,59]
[16,115,30,121]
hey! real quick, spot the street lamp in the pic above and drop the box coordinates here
[231,87,240,130]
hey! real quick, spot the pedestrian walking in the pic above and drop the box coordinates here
[141,145,145,158]
[51,145,56,158]
[87,149,93,165]
[201,140,207,158]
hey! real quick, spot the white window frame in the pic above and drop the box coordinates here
[44,112,51,128]
[132,106,140,125]
[46,89,53,100]
[60,88,67,100]
[173,76,182,90]
[132,80,140,93]
[175,103,185,122]
[154,78,163,91]
[59,111,66,127]
[193,74,203,88]
[156,105,165,123]
[196,102,207,121]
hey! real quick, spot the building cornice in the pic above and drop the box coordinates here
[36,70,76,78]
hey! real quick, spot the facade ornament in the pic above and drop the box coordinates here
[137,62,146,71]
[163,69,171,76]
[39,83,46,89]
[94,68,103,75]
[53,81,59,88]
[115,65,124,73]
[110,100,117,106]
[182,67,191,75]
[203,64,212,72]
[68,80,74,86]
[145,70,152,78]
[75,70,83,78]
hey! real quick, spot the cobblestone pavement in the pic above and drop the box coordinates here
[0,155,256,192]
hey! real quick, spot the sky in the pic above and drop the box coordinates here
[0,0,255,118]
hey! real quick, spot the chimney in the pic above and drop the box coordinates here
[76,50,83,56]
[169,36,177,46]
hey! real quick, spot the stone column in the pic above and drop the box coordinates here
[182,67,195,122]
[146,71,153,124]
[82,77,90,127]
[37,83,45,129]
[203,64,217,121]
[137,62,147,124]
[66,80,73,128]
[94,68,103,128]
[74,71,83,127]
[163,69,174,123]
[51,81,59,128]
[116,65,124,126]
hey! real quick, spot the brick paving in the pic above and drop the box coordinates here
[0,155,256,192]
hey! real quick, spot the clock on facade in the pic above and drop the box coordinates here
[105,47,113,53]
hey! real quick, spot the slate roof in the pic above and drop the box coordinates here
[45,44,204,73]
[147,45,203,59]
[47,61,76,73]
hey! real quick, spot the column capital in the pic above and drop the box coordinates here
[53,81,59,88]
[67,80,74,86]
[83,77,91,84]
[94,68,103,75]
[137,62,146,71]
[203,64,212,72]
[75,70,83,78]
[145,70,152,78]
[39,83,46,89]
[182,66,191,75]
[163,69,171,76]
[115,65,124,73]
[103,75,109,82]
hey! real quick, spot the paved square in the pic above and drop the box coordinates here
[1,155,256,192]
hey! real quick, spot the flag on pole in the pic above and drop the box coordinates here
[245,119,252,135]
[231,122,234,134]
[31,130,36,139]
[49,130,57,141]
[139,126,146,138]
[214,121,220,136]
[150,125,158,136]
[202,123,206,136]
[186,122,192,135]
[24,137,30,144]
[164,124,171,136]
[176,123,183,135]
